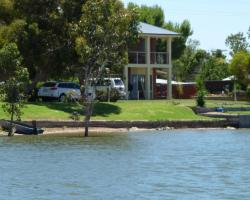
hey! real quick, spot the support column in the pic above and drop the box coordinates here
[146,67,150,99]
[167,67,172,99]
[146,36,151,100]
[124,65,129,100]
[167,37,172,99]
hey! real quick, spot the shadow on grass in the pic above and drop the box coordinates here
[92,102,121,117]
[28,102,121,118]
[28,102,84,115]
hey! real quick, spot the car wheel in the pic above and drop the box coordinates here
[59,94,66,102]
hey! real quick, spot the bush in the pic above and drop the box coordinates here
[96,88,121,102]
[196,75,206,107]
[69,111,80,121]
[197,89,206,107]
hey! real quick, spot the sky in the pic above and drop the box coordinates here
[122,0,250,54]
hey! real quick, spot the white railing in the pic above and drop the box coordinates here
[128,51,169,64]
[150,52,169,64]
[128,51,146,64]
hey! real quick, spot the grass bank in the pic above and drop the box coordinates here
[0,100,248,121]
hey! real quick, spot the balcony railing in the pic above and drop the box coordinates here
[128,51,169,65]
[150,52,169,65]
[128,51,146,64]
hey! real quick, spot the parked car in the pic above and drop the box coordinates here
[38,82,81,102]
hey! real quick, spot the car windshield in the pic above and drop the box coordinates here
[114,79,123,86]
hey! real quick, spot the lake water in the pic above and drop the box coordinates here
[0,129,250,200]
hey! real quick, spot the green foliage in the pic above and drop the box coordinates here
[0,43,29,122]
[173,40,208,81]
[96,89,121,102]
[76,0,138,76]
[0,0,86,89]
[196,75,206,107]
[0,43,23,80]
[201,54,229,81]
[128,3,165,27]
[230,51,250,86]
[225,32,249,56]
[165,20,193,59]
[69,111,80,121]
[173,39,229,82]
[0,0,14,24]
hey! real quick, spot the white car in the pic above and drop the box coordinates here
[38,82,81,101]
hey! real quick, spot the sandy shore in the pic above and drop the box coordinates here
[43,127,129,135]
[0,126,162,136]
[0,126,238,137]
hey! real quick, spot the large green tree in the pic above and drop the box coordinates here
[0,0,86,90]
[230,51,250,86]
[201,54,229,81]
[0,43,29,136]
[172,40,207,81]
[165,20,193,59]
[225,32,249,56]
[75,0,138,136]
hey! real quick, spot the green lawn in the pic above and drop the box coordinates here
[171,99,250,108]
[0,100,249,121]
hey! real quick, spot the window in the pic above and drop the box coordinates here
[114,79,123,86]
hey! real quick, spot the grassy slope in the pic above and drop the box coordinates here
[92,101,208,121]
[0,100,248,121]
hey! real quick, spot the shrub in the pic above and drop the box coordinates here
[96,88,121,102]
[196,75,206,107]
[69,111,80,121]
[197,89,206,107]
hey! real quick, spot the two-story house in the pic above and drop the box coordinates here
[124,22,179,100]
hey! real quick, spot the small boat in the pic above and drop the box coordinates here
[2,120,44,135]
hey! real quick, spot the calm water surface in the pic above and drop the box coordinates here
[0,129,250,200]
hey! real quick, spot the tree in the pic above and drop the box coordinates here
[230,51,250,86]
[0,0,86,90]
[0,42,24,80]
[196,74,206,107]
[225,32,249,56]
[0,43,29,136]
[138,5,164,27]
[0,0,14,25]
[75,0,138,136]
[172,39,207,81]
[165,20,193,59]
[201,50,229,81]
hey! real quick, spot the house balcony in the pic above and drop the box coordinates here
[128,51,169,65]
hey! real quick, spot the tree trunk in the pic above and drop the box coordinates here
[84,101,94,137]
[26,72,45,99]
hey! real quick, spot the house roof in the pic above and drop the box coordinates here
[139,22,179,37]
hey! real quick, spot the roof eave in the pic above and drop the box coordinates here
[140,33,180,38]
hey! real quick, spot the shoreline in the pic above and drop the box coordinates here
[0,126,241,137]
